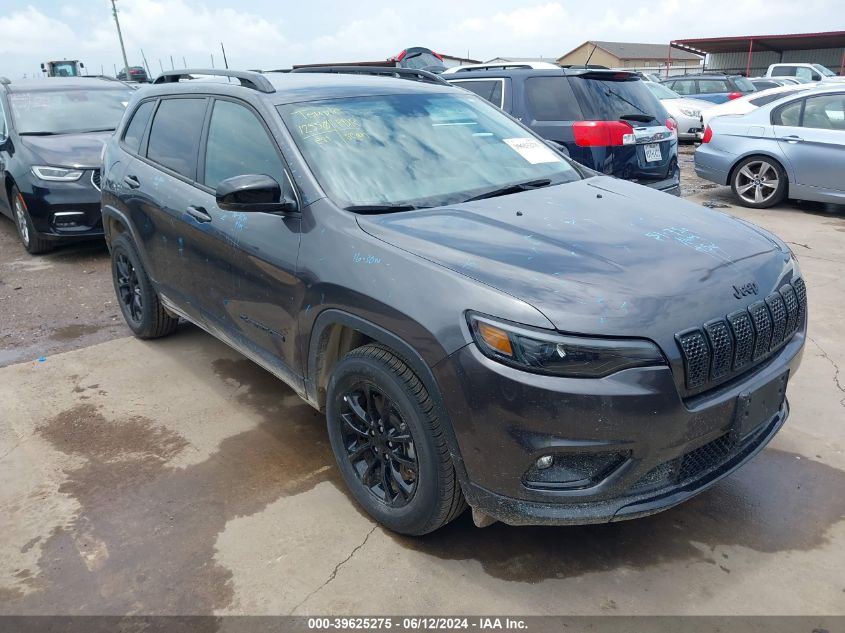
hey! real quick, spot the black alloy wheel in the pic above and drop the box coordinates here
[115,251,143,325]
[340,382,418,507]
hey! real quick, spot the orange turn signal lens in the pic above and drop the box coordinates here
[476,322,513,356]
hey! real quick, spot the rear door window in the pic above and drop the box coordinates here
[524,77,581,121]
[146,98,207,180]
[203,99,286,189]
[697,79,730,94]
[450,80,504,109]
[800,94,845,130]
[571,75,665,123]
[771,66,796,77]
[668,79,696,95]
[733,77,755,92]
[122,100,155,154]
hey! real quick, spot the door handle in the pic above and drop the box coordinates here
[123,174,140,188]
[780,135,803,143]
[186,205,212,223]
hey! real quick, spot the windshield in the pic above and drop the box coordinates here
[49,62,80,77]
[571,76,666,123]
[813,64,836,77]
[278,93,581,209]
[9,89,131,134]
[645,82,680,100]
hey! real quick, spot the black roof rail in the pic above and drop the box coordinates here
[291,65,448,85]
[0,77,10,85]
[152,69,275,93]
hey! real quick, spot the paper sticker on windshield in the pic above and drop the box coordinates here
[503,138,562,164]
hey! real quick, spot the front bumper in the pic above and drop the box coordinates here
[21,171,104,241]
[434,330,804,526]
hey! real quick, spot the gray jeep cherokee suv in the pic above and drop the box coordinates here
[101,68,806,535]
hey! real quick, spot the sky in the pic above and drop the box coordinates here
[0,0,839,78]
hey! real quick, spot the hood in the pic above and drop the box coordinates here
[18,131,111,169]
[358,177,794,339]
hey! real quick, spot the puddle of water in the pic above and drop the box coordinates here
[49,324,104,342]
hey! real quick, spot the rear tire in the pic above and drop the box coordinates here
[110,234,179,339]
[11,186,53,254]
[730,156,787,209]
[326,344,466,535]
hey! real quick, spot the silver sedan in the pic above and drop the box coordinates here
[694,86,845,208]
[645,82,712,141]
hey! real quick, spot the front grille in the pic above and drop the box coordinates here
[675,279,805,392]
[91,169,102,191]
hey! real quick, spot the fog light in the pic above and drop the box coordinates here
[524,451,629,490]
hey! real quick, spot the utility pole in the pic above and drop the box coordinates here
[141,48,151,79]
[210,53,215,69]
[111,0,131,79]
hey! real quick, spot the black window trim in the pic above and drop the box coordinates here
[196,95,301,212]
[135,94,211,188]
[447,78,506,109]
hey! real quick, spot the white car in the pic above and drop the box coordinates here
[644,82,711,140]
[766,63,845,83]
[700,83,816,130]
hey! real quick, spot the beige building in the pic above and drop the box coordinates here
[557,41,702,77]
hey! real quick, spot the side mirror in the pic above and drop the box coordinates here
[79,62,85,68]
[215,174,297,213]
[40,63,45,71]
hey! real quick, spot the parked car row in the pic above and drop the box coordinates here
[695,83,845,208]
[0,65,810,535]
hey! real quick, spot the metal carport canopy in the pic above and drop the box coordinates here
[670,31,845,56]
[670,31,845,76]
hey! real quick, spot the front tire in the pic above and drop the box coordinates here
[11,186,52,254]
[731,156,787,208]
[110,234,179,339]
[326,344,466,535]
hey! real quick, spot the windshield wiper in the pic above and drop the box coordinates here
[345,204,419,214]
[74,127,116,133]
[619,113,655,123]
[461,178,552,203]
[18,131,60,136]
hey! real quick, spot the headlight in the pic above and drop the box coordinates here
[678,107,700,117]
[468,312,665,378]
[31,166,84,181]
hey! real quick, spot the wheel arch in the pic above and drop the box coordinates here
[306,308,469,482]
[101,205,157,279]
[728,152,791,190]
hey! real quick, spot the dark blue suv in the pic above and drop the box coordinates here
[445,66,680,195]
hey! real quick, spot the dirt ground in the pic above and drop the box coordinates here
[1,148,844,616]
[0,219,128,367]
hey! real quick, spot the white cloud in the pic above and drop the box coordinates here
[0,0,839,78]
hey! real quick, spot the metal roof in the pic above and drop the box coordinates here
[571,41,701,61]
[671,31,845,55]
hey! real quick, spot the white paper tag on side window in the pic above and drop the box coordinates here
[503,138,562,164]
